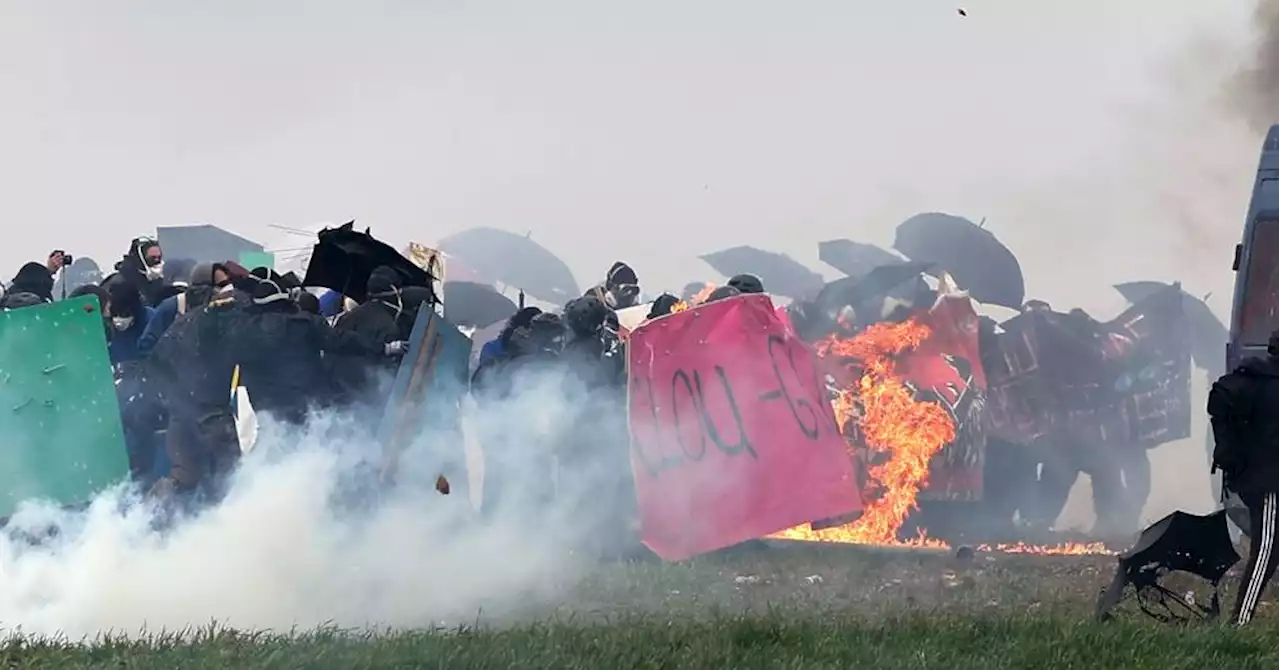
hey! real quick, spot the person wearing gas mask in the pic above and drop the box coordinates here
[138,262,235,355]
[585,261,641,310]
[336,266,436,343]
[332,265,436,408]
[236,277,407,426]
[111,237,169,307]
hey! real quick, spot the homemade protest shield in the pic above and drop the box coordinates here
[377,304,473,494]
[986,284,1191,449]
[627,294,862,561]
[0,297,128,517]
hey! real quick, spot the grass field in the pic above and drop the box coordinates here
[3,543,1275,669]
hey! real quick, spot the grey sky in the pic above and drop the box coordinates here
[0,0,1267,316]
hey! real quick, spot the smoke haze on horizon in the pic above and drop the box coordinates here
[0,0,1272,318]
[0,0,1275,528]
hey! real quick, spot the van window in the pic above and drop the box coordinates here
[1240,217,1278,346]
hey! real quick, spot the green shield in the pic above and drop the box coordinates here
[238,251,276,271]
[0,297,128,517]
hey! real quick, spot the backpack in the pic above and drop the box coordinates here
[1208,369,1257,476]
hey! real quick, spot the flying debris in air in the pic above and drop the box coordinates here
[957,8,968,17]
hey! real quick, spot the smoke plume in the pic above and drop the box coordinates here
[0,368,622,640]
[1230,0,1279,132]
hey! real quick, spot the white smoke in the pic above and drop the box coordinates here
[0,367,618,639]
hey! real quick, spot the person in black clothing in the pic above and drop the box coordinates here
[585,261,641,310]
[727,273,764,294]
[2,261,56,307]
[1208,329,1279,626]
[296,291,321,315]
[236,278,406,426]
[111,237,169,307]
[332,265,435,408]
[147,286,246,501]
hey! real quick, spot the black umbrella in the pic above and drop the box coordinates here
[301,221,432,303]
[790,262,934,339]
[812,262,934,315]
[1115,281,1228,377]
[1095,509,1239,623]
[442,281,519,329]
[698,246,825,299]
[817,240,906,278]
[437,227,579,304]
[893,213,1025,310]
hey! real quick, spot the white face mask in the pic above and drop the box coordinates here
[112,316,134,331]
[377,289,405,320]
[144,261,165,281]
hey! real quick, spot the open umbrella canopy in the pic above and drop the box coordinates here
[698,246,824,299]
[811,262,934,316]
[301,222,433,303]
[787,262,934,338]
[893,213,1025,310]
[442,281,519,329]
[1095,509,1240,623]
[436,227,579,305]
[1115,281,1228,376]
[817,239,906,278]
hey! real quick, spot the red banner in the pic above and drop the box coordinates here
[985,284,1190,450]
[896,294,988,500]
[627,294,862,561]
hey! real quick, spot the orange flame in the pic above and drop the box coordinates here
[807,319,954,543]
[769,316,1113,556]
[671,282,717,313]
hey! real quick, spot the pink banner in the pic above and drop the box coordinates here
[627,294,862,561]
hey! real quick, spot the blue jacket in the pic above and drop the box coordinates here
[137,294,180,354]
[478,337,505,367]
[108,306,155,364]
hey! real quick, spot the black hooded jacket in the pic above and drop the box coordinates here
[329,266,432,406]
[1208,354,1279,496]
[235,298,388,423]
[2,262,54,307]
[149,291,247,420]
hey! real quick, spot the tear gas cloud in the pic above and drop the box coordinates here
[0,0,1275,633]
[0,367,622,639]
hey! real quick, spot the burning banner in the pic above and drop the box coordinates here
[776,281,987,544]
[626,293,862,561]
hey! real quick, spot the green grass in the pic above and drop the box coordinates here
[2,615,1274,670]
[2,544,1275,668]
